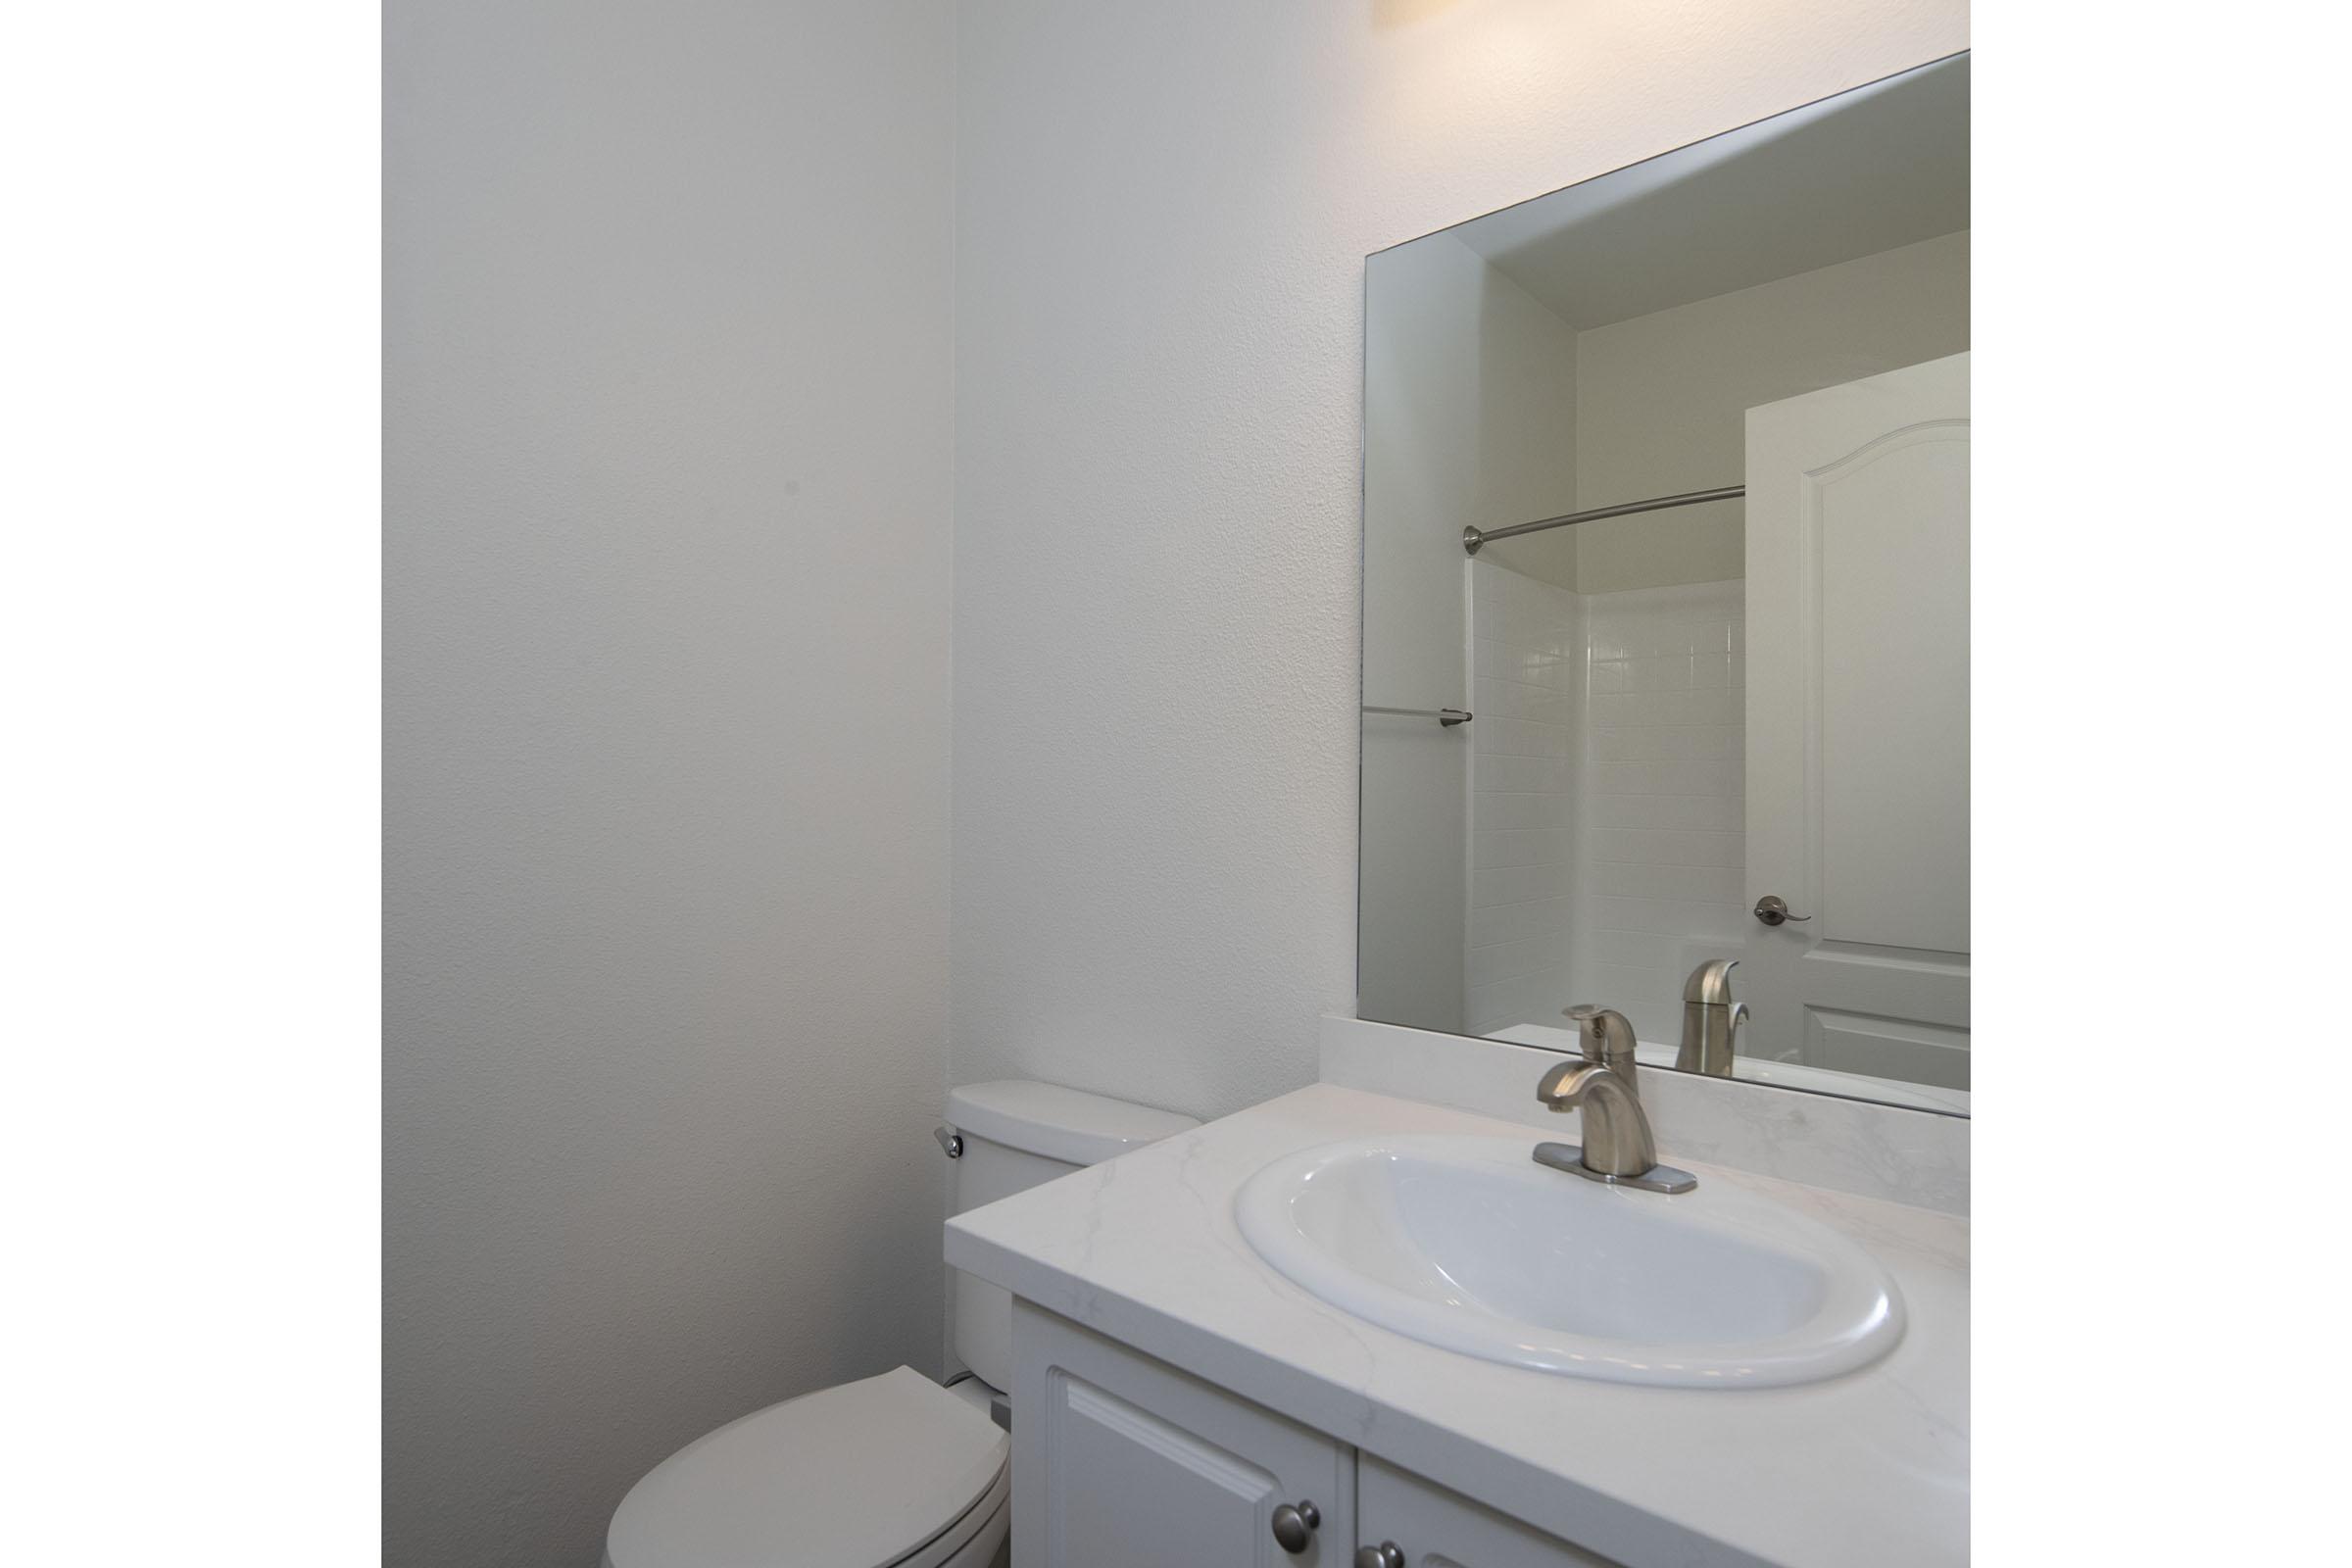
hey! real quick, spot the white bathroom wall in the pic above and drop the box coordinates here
[383,5,955,1566]
[1361,233,1579,1033]
[951,0,1970,1116]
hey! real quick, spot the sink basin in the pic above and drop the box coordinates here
[1234,1135,1903,1389]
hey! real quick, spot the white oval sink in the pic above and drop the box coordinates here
[1235,1135,1904,1389]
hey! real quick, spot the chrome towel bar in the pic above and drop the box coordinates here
[1361,705,1472,727]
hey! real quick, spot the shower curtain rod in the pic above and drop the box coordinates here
[1460,484,1744,556]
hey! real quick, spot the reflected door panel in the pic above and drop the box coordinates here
[1741,352,1971,1086]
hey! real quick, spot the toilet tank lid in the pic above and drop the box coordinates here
[946,1080,1199,1166]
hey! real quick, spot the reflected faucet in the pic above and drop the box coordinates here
[1676,959,1749,1077]
[1535,1004,1696,1195]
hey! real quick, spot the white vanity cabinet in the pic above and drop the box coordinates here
[1011,1301,1616,1568]
[1011,1300,1356,1567]
[1357,1456,1620,1568]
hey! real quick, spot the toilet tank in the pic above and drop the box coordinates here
[945,1080,1199,1390]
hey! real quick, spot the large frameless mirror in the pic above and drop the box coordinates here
[1358,54,1970,1115]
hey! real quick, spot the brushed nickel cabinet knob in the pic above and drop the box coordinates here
[1270,1499,1321,1553]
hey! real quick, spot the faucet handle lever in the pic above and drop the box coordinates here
[1560,1004,1638,1073]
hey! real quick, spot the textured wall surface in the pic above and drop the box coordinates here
[950,0,1971,1118]
[383,4,955,1564]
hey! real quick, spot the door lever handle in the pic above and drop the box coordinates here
[1753,895,1812,926]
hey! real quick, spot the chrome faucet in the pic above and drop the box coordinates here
[1533,1004,1696,1194]
[1560,1002,1638,1092]
[1676,959,1749,1077]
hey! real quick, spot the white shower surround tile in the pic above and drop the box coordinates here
[1464,561,1584,1035]
[1468,567,1749,1041]
[1578,577,1748,1040]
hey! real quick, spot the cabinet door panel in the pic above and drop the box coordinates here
[1358,1455,1620,1568]
[1013,1299,1354,1568]
[1042,1372,1283,1566]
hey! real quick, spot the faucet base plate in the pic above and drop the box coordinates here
[1533,1142,1698,1195]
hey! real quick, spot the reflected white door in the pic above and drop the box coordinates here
[1741,352,1969,1088]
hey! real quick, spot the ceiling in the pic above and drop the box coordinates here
[1450,55,1969,331]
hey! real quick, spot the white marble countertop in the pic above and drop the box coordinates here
[944,1082,1969,1568]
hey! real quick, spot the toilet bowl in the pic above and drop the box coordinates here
[605,1081,1199,1568]
[605,1368,1011,1568]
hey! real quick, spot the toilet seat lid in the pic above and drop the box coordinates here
[607,1366,1008,1568]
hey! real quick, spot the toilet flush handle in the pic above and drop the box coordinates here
[933,1125,962,1158]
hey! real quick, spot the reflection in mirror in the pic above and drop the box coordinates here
[1358,55,1970,1115]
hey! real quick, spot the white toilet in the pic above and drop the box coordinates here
[604,1081,1199,1568]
